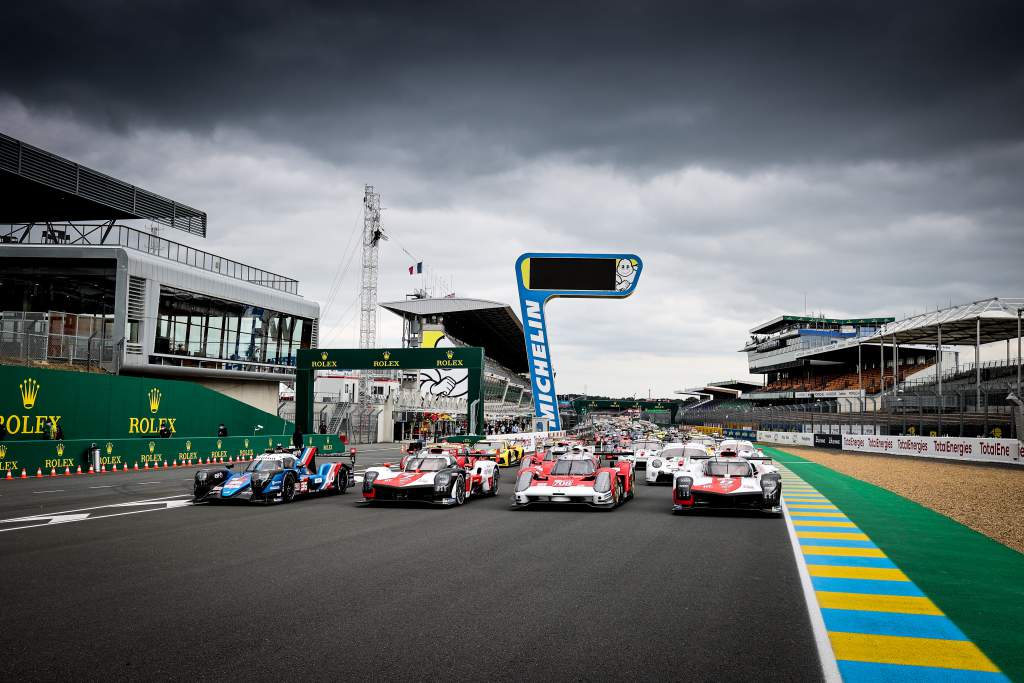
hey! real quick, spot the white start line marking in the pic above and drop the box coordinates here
[0,494,192,534]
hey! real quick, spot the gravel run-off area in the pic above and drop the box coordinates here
[782,446,1024,554]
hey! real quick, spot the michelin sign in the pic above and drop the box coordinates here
[515,253,643,431]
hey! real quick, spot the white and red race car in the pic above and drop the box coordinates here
[361,450,499,506]
[671,449,781,515]
[513,451,634,509]
[644,442,713,484]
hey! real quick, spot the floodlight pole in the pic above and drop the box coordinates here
[976,317,981,409]
[937,324,942,399]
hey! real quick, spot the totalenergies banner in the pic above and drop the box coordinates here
[0,365,289,441]
[842,434,1023,466]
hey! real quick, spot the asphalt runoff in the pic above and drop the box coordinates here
[0,443,821,681]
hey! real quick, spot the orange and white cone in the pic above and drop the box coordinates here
[36,468,43,478]
[134,462,140,471]
[5,470,11,480]
[21,469,28,479]
[89,465,95,474]
[76,465,82,475]
[64,467,71,476]
[124,463,130,472]
[49,468,57,477]
[172,460,178,468]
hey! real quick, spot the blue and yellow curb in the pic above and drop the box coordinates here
[777,465,1007,682]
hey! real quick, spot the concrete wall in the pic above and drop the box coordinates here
[197,378,280,415]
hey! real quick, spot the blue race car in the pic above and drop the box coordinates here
[193,446,354,503]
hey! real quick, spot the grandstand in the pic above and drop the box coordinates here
[683,301,1023,439]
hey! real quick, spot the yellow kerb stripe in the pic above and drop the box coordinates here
[802,545,884,557]
[792,520,857,528]
[789,512,848,518]
[789,505,840,510]
[816,591,943,615]
[807,565,909,581]
[829,632,1000,672]
[797,531,870,540]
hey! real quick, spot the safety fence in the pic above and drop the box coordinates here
[0,434,344,478]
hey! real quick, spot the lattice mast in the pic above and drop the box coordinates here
[358,185,385,406]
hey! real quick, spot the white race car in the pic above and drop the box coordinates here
[618,439,662,470]
[646,442,712,484]
[671,450,782,515]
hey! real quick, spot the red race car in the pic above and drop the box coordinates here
[513,450,634,509]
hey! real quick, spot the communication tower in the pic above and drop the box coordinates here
[358,186,386,415]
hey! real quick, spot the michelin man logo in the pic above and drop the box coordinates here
[615,258,639,291]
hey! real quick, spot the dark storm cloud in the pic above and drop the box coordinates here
[4,0,1023,174]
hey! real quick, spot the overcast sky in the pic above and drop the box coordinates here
[3,1,1023,396]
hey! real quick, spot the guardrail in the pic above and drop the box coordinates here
[0,434,344,477]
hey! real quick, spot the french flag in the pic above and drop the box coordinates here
[408,261,423,275]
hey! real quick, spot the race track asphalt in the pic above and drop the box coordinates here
[0,444,822,681]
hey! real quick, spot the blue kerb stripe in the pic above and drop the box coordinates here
[822,608,966,640]
[811,577,924,596]
[798,537,877,548]
[837,661,1008,682]
[802,555,896,569]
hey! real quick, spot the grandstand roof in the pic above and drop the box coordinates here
[868,298,1024,345]
[707,379,763,392]
[0,132,206,237]
[751,315,894,335]
[379,297,527,373]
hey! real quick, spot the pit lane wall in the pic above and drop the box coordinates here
[840,434,1023,466]
[0,434,344,476]
[756,430,814,447]
[0,365,290,441]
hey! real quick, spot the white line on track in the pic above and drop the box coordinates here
[90,485,114,489]
[32,490,64,494]
[781,490,841,682]
[0,493,193,534]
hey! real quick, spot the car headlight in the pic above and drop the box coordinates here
[434,472,451,490]
[675,476,693,497]
[594,471,611,493]
[364,471,379,485]
[650,459,662,469]
[516,471,533,492]
[196,471,208,482]
[761,473,780,497]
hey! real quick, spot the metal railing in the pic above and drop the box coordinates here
[0,311,120,372]
[1,222,299,294]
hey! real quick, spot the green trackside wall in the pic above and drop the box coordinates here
[0,365,291,442]
[0,434,344,476]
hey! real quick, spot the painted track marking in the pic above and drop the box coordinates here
[777,464,1007,681]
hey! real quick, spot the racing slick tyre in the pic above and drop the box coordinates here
[281,475,296,504]
[487,469,500,496]
[627,472,635,499]
[334,467,348,495]
[614,479,624,507]
[452,476,466,505]
[193,483,205,503]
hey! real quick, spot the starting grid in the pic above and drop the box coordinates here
[779,464,1007,681]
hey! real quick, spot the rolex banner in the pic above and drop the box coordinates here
[0,365,290,441]
[0,434,344,477]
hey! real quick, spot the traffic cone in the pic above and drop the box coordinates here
[172,460,178,468]
[76,465,82,475]
[163,461,169,469]
[36,468,43,478]
[89,465,95,474]
[49,468,57,477]
[124,463,130,472]
[134,462,140,471]
[64,467,71,476]
[5,470,11,480]
[21,468,27,479]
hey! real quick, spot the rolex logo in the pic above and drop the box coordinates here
[383,351,391,360]
[321,351,329,361]
[185,440,192,450]
[244,438,250,448]
[267,437,273,447]
[56,442,65,456]
[216,439,223,449]
[148,388,162,413]
[107,442,114,455]
[147,441,154,453]
[19,378,40,410]
[0,444,7,459]
[446,350,454,360]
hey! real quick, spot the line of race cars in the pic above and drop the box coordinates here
[191,419,781,515]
